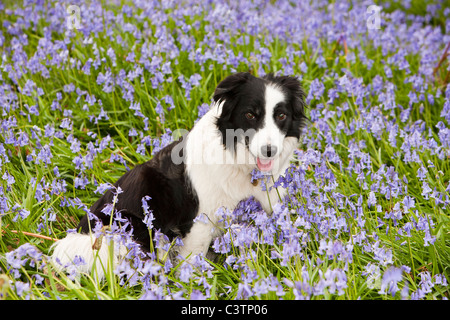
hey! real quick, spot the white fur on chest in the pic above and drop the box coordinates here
[185,106,254,220]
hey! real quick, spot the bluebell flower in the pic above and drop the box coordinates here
[441,99,450,124]
[372,241,393,266]
[433,274,448,286]
[421,181,432,199]
[155,100,165,123]
[5,243,43,279]
[190,290,206,300]
[379,267,403,297]
[12,206,30,222]
[423,230,436,247]
[417,166,427,181]
[115,260,138,286]
[142,195,154,229]
[140,260,161,278]
[367,191,377,208]
[402,196,415,211]
[94,182,113,194]
[196,103,210,120]
[252,278,269,297]
[411,288,426,300]
[59,118,72,130]
[13,282,30,298]
[69,138,81,154]
[179,261,194,283]
[2,171,15,186]
[74,175,89,189]
[162,95,175,111]
[20,79,36,97]
[212,232,231,254]
[314,268,347,296]
[36,144,53,166]
[236,281,253,299]
[106,47,117,67]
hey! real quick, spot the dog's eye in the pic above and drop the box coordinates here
[277,113,287,121]
[245,112,256,120]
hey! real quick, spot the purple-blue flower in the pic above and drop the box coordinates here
[379,267,403,297]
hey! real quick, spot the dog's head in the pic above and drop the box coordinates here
[214,72,307,172]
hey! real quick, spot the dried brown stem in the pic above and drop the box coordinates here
[10,230,58,242]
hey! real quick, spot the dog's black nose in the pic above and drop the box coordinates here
[261,145,277,158]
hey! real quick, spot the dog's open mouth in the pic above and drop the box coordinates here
[256,157,274,172]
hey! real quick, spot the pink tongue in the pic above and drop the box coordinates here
[257,158,274,172]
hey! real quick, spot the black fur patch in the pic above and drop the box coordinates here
[78,136,198,251]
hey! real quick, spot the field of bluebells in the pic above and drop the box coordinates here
[0,0,449,300]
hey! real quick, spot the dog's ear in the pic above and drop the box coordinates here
[213,72,252,104]
[214,73,252,148]
[264,74,307,124]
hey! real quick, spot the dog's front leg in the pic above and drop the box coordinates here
[177,217,215,261]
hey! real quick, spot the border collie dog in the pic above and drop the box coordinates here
[51,72,306,279]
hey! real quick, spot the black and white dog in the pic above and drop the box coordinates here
[51,72,306,279]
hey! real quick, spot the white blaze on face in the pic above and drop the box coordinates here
[250,84,286,172]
